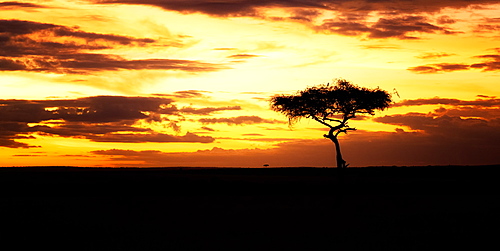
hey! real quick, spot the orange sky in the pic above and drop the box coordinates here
[1,0,499,167]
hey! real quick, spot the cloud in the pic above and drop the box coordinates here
[199,116,282,125]
[89,0,495,40]
[436,15,457,24]
[477,95,497,99]
[0,96,223,147]
[474,24,500,33]
[61,56,225,73]
[316,16,371,36]
[438,63,473,71]
[0,19,226,74]
[36,123,214,143]
[341,129,500,166]
[0,1,46,8]
[0,122,40,148]
[227,54,260,59]
[407,63,470,73]
[317,15,453,39]
[179,106,241,115]
[155,90,210,99]
[48,96,175,123]
[361,44,400,50]
[433,107,500,120]
[373,114,500,158]
[52,28,155,45]
[472,18,500,33]
[470,54,500,71]
[393,97,500,108]
[370,16,448,39]
[0,20,153,43]
[0,51,224,74]
[92,0,331,17]
[416,52,454,59]
[0,100,54,123]
[0,138,34,148]
[91,0,500,17]
[200,126,215,131]
[0,19,55,35]
[12,154,47,157]
[89,132,214,143]
[289,8,321,21]
[377,97,500,141]
[36,122,150,137]
[408,51,500,73]
[392,97,500,123]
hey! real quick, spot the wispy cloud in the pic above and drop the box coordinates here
[0,19,226,74]
[88,132,214,143]
[179,106,241,115]
[407,63,470,73]
[472,17,500,33]
[317,15,454,39]
[227,54,260,59]
[199,116,282,125]
[416,52,455,59]
[408,51,500,73]
[0,1,46,9]
[393,97,500,107]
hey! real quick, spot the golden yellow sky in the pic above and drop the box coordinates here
[1,0,499,167]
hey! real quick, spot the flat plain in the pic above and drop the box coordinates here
[1,166,498,250]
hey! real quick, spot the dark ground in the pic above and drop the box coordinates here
[1,165,499,250]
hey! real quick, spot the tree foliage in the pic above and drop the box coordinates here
[270,79,392,168]
[271,79,391,127]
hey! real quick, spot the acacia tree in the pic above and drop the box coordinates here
[270,79,392,168]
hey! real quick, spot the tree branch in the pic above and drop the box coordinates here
[323,117,343,123]
[335,127,356,137]
[310,114,334,129]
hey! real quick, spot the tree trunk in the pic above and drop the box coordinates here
[330,136,346,169]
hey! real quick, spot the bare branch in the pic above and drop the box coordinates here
[336,127,356,137]
[323,117,343,124]
[311,115,334,129]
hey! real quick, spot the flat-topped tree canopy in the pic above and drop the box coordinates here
[271,79,392,126]
[270,79,392,168]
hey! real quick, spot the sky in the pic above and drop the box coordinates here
[1,0,499,167]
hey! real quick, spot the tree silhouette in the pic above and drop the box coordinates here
[270,79,392,168]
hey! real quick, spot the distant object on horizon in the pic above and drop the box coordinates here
[263,164,270,167]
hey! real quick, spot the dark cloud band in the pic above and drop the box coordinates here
[89,0,495,40]
[0,96,241,147]
[0,1,46,8]
[91,0,499,17]
[408,52,500,73]
[0,19,226,73]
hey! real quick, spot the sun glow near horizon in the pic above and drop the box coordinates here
[1,0,499,167]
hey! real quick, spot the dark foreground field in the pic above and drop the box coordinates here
[1,165,499,250]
